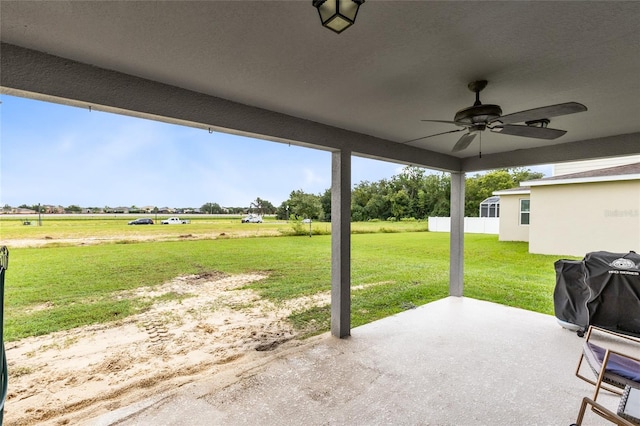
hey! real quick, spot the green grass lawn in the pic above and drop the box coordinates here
[2,229,567,342]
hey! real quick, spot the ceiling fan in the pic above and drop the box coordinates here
[409,80,587,152]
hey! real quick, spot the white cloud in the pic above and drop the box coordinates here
[303,167,328,187]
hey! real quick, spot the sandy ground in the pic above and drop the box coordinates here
[5,271,330,425]
[4,235,174,248]
[3,230,284,249]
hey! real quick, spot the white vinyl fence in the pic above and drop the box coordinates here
[428,217,499,234]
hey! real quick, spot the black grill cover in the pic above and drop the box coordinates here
[554,259,589,330]
[554,251,640,336]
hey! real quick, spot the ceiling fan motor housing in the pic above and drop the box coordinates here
[454,104,503,125]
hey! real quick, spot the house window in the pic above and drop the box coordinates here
[520,199,530,225]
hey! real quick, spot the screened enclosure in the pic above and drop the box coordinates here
[479,196,500,218]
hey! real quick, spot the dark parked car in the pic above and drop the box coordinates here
[128,218,154,225]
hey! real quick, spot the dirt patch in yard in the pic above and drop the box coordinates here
[4,272,330,425]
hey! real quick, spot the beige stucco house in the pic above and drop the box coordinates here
[494,162,640,256]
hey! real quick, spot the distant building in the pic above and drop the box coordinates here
[7,207,37,214]
[42,205,65,214]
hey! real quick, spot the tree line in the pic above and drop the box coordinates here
[275,166,543,221]
[8,166,542,220]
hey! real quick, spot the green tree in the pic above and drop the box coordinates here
[19,204,41,211]
[365,193,391,220]
[319,189,331,221]
[390,189,411,219]
[419,173,450,217]
[395,166,426,200]
[286,190,322,220]
[351,181,377,221]
[510,167,544,183]
[351,180,393,220]
[201,202,224,214]
[65,204,82,213]
[251,197,276,215]
[464,168,543,216]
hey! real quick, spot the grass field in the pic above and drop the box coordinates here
[0,216,570,342]
[0,214,427,241]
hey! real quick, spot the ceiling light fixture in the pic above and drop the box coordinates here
[312,0,364,34]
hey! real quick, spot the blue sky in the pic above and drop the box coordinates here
[0,95,408,208]
[1,95,552,209]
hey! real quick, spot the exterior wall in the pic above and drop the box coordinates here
[529,180,640,256]
[553,156,640,176]
[497,194,530,242]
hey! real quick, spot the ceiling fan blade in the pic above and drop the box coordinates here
[402,128,466,144]
[452,132,477,152]
[491,124,567,139]
[492,102,587,125]
[420,119,466,126]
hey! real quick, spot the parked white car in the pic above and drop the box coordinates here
[241,214,263,223]
[161,217,190,224]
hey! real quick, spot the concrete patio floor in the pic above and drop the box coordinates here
[90,297,625,425]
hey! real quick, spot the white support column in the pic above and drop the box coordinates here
[450,171,465,297]
[331,149,351,338]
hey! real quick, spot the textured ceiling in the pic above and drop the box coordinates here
[1,1,639,171]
